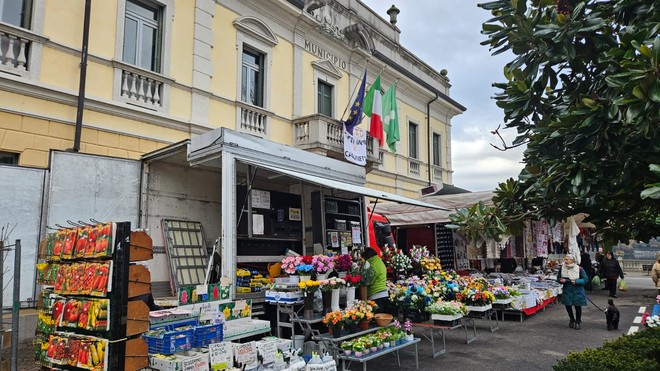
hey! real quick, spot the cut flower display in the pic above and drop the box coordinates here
[426,300,468,316]
[409,245,430,264]
[334,254,353,272]
[390,249,413,273]
[492,286,511,299]
[297,280,320,294]
[312,254,335,274]
[281,256,303,274]
[456,288,495,306]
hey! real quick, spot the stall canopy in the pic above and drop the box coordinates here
[373,191,495,226]
[240,160,447,210]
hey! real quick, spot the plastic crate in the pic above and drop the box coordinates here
[193,323,224,347]
[143,325,195,355]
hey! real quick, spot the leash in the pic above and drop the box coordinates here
[585,294,606,312]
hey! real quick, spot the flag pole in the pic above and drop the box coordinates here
[340,64,368,122]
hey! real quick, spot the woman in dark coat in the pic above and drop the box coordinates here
[599,251,624,298]
[557,255,588,329]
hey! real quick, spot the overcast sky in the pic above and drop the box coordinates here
[362,0,525,192]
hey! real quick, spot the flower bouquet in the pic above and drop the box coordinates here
[295,264,314,279]
[492,286,513,304]
[344,274,361,287]
[427,300,468,321]
[420,256,443,273]
[642,313,659,329]
[390,249,413,275]
[322,310,345,337]
[297,279,321,294]
[281,256,303,275]
[457,288,495,312]
[335,254,352,274]
[312,254,335,276]
[409,245,430,264]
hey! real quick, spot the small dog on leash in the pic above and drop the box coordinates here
[605,299,620,331]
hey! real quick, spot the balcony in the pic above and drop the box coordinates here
[237,101,270,138]
[113,61,171,112]
[293,114,380,171]
[0,22,47,78]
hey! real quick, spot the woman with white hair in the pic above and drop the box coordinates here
[557,255,588,329]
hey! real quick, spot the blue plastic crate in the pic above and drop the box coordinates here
[193,323,224,347]
[143,325,195,355]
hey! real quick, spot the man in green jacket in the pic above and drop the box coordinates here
[363,248,388,312]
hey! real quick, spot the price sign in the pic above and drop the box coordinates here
[199,303,221,323]
[209,342,233,370]
[305,364,326,371]
[256,341,278,364]
[235,341,258,365]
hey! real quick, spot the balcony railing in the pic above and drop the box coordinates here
[0,22,46,77]
[432,166,443,183]
[114,62,168,110]
[237,101,270,137]
[293,114,380,167]
[408,159,421,176]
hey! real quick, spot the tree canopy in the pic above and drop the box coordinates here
[478,0,660,243]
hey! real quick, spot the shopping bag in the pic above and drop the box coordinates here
[591,275,601,286]
[618,279,628,291]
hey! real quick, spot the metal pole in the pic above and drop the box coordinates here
[10,240,20,371]
[72,0,92,151]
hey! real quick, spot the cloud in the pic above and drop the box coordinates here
[362,0,522,191]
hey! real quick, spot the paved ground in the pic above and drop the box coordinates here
[7,271,658,370]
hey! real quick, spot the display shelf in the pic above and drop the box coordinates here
[237,255,288,263]
[338,338,420,371]
[311,191,365,253]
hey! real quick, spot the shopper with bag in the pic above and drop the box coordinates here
[599,251,624,298]
[557,255,588,330]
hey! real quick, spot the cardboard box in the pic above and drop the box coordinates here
[126,300,150,336]
[130,231,153,262]
[125,336,149,371]
[264,290,302,303]
[128,264,151,299]
[149,350,208,371]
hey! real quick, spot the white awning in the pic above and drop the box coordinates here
[241,160,447,211]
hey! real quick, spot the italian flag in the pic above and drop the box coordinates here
[363,75,384,147]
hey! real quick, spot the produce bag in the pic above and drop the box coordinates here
[618,279,628,291]
[591,275,601,286]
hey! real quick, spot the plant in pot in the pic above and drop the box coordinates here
[343,307,364,333]
[352,300,377,330]
[352,341,366,357]
[340,340,354,356]
[322,310,344,338]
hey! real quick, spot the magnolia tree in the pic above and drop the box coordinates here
[474,0,660,243]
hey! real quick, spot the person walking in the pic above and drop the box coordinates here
[600,251,624,298]
[579,252,595,292]
[651,255,660,296]
[558,255,588,329]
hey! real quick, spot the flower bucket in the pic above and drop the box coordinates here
[346,287,356,304]
[316,273,328,280]
[358,320,370,331]
[322,291,332,315]
[360,286,368,301]
[338,271,347,278]
[331,289,340,311]
[299,275,311,282]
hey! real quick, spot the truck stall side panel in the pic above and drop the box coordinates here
[142,161,222,284]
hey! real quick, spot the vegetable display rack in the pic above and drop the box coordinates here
[35,221,136,370]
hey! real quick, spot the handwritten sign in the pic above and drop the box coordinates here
[209,342,233,370]
[251,189,271,209]
[199,303,222,323]
[235,342,258,365]
[343,127,367,166]
[181,353,209,371]
[256,341,278,364]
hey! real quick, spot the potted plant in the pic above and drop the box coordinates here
[404,320,414,341]
[340,340,353,356]
[352,342,365,357]
[322,310,344,338]
[426,300,468,321]
[334,254,352,278]
[456,288,495,312]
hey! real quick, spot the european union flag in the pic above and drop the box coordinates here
[343,69,367,135]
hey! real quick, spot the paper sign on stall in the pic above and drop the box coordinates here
[199,302,222,323]
[256,341,278,364]
[235,342,258,365]
[305,364,326,371]
[209,342,233,370]
[351,227,361,244]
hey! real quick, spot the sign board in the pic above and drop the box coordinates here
[256,341,278,364]
[343,127,367,166]
[234,342,258,365]
[209,342,233,370]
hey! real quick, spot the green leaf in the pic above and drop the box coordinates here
[639,44,652,59]
[649,80,660,103]
[632,86,645,100]
[640,185,660,200]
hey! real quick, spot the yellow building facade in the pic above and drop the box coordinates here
[0,0,465,198]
